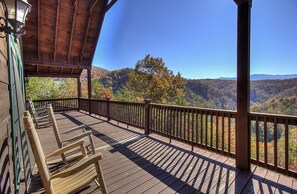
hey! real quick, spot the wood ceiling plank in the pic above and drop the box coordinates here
[80,0,98,63]
[54,0,60,62]
[68,0,78,63]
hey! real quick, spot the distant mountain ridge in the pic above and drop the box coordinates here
[83,67,297,114]
[219,74,297,81]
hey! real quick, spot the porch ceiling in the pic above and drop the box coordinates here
[23,0,110,78]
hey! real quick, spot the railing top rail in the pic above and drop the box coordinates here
[32,98,79,102]
[151,103,237,114]
[249,112,297,120]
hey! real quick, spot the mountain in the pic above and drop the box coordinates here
[219,74,297,81]
[83,67,297,115]
[81,66,133,92]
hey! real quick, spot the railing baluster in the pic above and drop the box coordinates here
[216,112,219,151]
[222,113,225,153]
[264,116,268,166]
[256,116,259,164]
[228,113,231,156]
[205,111,208,148]
[285,118,289,174]
[200,111,203,146]
[274,117,278,170]
[210,112,213,149]
[196,110,199,147]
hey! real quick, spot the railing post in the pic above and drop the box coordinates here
[144,99,152,135]
[77,76,82,111]
[87,69,92,114]
[106,98,111,121]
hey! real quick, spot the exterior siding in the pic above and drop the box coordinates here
[0,3,14,194]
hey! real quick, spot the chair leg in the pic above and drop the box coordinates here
[94,162,107,194]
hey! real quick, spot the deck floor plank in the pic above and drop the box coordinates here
[19,111,297,194]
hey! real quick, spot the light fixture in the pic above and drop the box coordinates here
[0,0,31,41]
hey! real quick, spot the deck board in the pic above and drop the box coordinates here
[19,111,297,194]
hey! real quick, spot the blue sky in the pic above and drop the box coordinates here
[93,0,297,79]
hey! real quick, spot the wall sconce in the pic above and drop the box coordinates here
[0,0,31,41]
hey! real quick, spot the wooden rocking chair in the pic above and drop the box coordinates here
[47,104,96,163]
[28,99,51,128]
[23,111,107,194]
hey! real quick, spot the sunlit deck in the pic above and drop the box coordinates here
[21,111,297,194]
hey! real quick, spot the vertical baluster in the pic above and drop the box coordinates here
[264,116,268,166]
[285,118,289,174]
[187,109,190,142]
[205,111,208,148]
[191,109,194,150]
[200,111,203,146]
[274,117,278,170]
[169,107,172,143]
[180,108,183,140]
[222,113,225,153]
[158,106,161,134]
[210,112,213,149]
[216,112,219,151]
[228,113,231,156]
[256,116,259,164]
[196,110,199,146]
[183,109,186,142]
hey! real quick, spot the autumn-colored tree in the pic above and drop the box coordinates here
[127,54,185,103]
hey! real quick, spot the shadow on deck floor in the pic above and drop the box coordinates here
[21,111,297,194]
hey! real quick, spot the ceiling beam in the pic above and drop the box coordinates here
[28,73,80,78]
[37,0,41,61]
[80,0,98,63]
[24,60,91,70]
[104,0,118,13]
[68,0,78,63]
[54,0,61,62]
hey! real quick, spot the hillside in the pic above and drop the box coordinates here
[81,67,297,114]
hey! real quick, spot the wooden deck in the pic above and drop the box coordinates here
[20,111,297,194]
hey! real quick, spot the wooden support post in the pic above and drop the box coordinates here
[144,99,152,135]
[77,76,81,110]
[106,98,111,121]
[87,69,92,114]
[235,0,252,171]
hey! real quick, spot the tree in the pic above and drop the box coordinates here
[127,54,185,103]
[92,79,104,99]
[26,77,60,100]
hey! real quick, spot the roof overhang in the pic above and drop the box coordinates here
[23,0,116,78]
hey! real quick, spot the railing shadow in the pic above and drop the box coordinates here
[29,111,296,194]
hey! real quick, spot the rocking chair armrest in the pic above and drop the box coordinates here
[61,131,92,144]
[45,140,86,159]
[50,153,103,179]
[60,124,86,134]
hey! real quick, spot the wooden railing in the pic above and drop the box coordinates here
[150,104,237,157]
[33,97,296,177]
[32,98,79,112]
[249,113,297,177]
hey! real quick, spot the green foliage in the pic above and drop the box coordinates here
[127,54,185,103]
[113,86,138,102]
[251,96,297,115]
[26,77,60,100]
[91,79,104,99]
